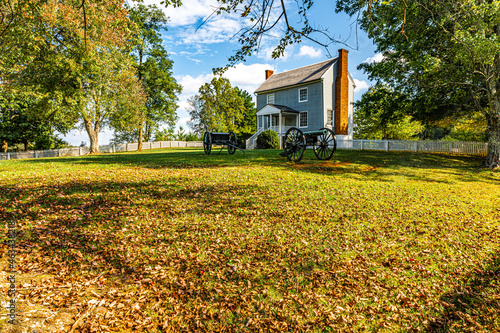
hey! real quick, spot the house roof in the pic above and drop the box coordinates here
[256,104,301,116]
[268,104,300,113]
[254,58,338,93]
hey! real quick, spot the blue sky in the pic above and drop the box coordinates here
[62,0,380,146]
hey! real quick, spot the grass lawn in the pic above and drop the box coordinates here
[0,148,499,332]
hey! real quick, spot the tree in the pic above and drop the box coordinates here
[336,0,500,168]
[234,87,257,137]
[176,126,186,141]
[187,77,250,136]
[0,89,74,151]
[154,127,175,141]
[120,3,182,150]
[354,84,423,140]
[1,0,146,154]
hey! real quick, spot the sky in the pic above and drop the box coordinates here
[62,0,380,146]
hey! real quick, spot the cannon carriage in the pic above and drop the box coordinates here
[283,127,336,162]
[203,131,244,155]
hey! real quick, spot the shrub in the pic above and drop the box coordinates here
[237,132,252,149]
[257,129,279,149]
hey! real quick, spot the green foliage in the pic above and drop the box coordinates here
[33,135,71,150]
[1,0,146,154]
[442,112,488,142]
[0,97,66,151]
[257,129,279,149]
[115,3,181,145]
[176,126,186,141]
[337,0,500,167]
[154,128,175,141]
[234,87,257,137]
[184,132,202,141]
[354,84,423,140]
[187,77,252,136]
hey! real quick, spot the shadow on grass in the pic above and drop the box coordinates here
[10,148,498,185]
[15,148,251,170]
[280,150,496,184]
[426,253,500,332]
[0,177,264,280]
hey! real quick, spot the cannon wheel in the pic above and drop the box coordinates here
[227,131,237,154]
[283,127,306,162]
[313,127,336,160]
[203,131,212,155]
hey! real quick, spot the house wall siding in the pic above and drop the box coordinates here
[348,74,355,139]
[256,81,324,132]
[322,65,334,128]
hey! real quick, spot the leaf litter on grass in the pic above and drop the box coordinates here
[0,148,499,332]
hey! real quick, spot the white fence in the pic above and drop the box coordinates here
[335,139,487,156]
[0,140,204,161]
[0,139,488,161]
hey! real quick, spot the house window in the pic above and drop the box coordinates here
[327,109,333,126]
[271,116,277,127]
[299,111,308,128]
[267,94,275,104]
[298,88,308,102]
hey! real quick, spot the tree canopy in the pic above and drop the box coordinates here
[335,0,500,167]
[113,3,182,150]
[1,0,146,153]
[354,84,423,140]
[187,77,254,138]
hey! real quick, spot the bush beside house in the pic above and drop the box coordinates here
[257,130,279,149]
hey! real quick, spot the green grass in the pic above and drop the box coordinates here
[1,148,499,332]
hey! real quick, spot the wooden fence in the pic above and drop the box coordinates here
[0,141,204,160]
[0,139,488,161]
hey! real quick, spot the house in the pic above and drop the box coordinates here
[246,49,356,149]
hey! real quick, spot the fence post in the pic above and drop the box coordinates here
[126,143,129,152]
[449,142,452,154]
[360,140,364,150]
[58,149,61,157]
[7,152,10,160]
[35,151,38,158]
[414,142,418,153]
[386,141,389,152]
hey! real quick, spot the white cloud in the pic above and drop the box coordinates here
[223,63,275,93]
[177,17,242,44]
[176,73,213,95]
[298,45,322,58]
[178,117,191,127]
[256,45,293,62]
[353,79,370,93]
[141,0,218,27]
[363,52,384,64]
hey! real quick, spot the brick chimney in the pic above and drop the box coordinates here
[335,49,349,135]
[265,70,274,80]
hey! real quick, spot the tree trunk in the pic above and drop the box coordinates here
[22,140,29,151]
[1,140,7,153]
[145,122,151,142]
[137,125,143,151]
[84,119,100,154]
[483,112,500,169]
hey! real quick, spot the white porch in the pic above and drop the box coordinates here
[248,104,300,149]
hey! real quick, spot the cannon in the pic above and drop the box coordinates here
[283,127,336,162]
[203,131,244,155]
